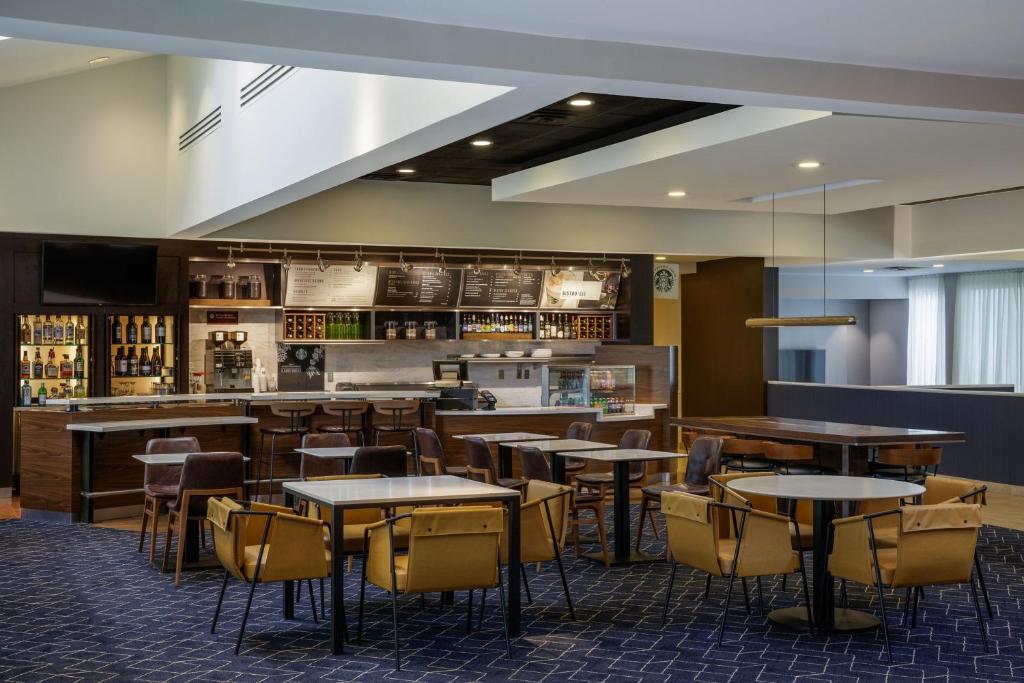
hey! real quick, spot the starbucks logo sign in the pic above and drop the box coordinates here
[653,263,679,299]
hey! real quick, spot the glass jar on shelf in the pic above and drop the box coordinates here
[424,321,437,340]
[220,274,237,299]
[385,321,398,340]
[189,273,209,299]
[404,321,418,340]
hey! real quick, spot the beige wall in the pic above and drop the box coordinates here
[654,296,682,420]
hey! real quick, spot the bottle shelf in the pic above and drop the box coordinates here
[20,342,89,348]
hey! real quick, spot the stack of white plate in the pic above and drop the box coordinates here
[530,348,553,358]
[481,353,502,359]
[504,350,525,358]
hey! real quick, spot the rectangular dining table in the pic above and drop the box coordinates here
[283,475,523,655]
[497,438,617,484]
[453,432,558,479]
[294,446,359,473]
[670,416,965,474]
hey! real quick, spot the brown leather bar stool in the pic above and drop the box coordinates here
[562,421,594,479]
[869,445,942,483]
[350,445,409,477]
[138,436,200,565]
[412,427,468,477]
[575,429,652,498]
[721,438,775,472]
[763,441,836,475]
[464,436,526,491]
[370,399,420,448]
[319,400,368,445]
[635,436,724,551]
[255,402,318,501]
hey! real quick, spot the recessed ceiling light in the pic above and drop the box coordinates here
[797,161,821,169]
[568,98,593,107]
[666,191,687,197]
[863,269,874,273]
[396,168,415,174]
[655,256,668,261]
[88,56,110,65]
[470,139,492,147]
[0,36,10,41]
[932,263,945,268]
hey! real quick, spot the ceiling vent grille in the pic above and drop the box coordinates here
[513,108,574,125]
[178,106,221,152]
[240,65,296,108]
[883,266,928,272]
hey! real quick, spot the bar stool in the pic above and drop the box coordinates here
[763,441,835,475]
[370,399,420,448]
[319,401,368,445]
[721,438,775,472]
[869,445,942,483]
[138,436,200,565]
[255,402,318,501]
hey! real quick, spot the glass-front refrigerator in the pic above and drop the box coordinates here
[107,313,176,396]
[17,313,90,405]
[542,364,637,415]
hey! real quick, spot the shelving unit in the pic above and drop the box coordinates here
[17,314,90,404]
[107,314,176,397]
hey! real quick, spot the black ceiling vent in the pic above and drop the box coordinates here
[178,106,221,152]
[512,108,575,125]
[240,65,297,108]
[883,266,928,272]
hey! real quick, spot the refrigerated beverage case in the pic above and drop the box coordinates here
[126,316,138,345]
[45,349,58,379]
[156,316,166,345]
[54,315,64,344]
[139,347,152,376]
[21,380,32,407]
[127,347,138,376]
[20,351,30,379]
[59,354,73,379]
[33,348,43,378]
[112,316,123,345]
[42,316,53,344]
[141,316,152,344]
[74,346,85,379]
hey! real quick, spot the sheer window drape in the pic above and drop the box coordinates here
[907,275,946,385]
[953,270,1024,391]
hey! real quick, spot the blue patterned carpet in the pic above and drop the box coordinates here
[1,512,1022,682]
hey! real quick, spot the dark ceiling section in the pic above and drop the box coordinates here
[363,94,734,185]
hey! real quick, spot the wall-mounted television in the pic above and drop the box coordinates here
[41,241,158,305]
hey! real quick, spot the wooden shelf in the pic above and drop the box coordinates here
[189,298,274,307]
[460,332,534,341]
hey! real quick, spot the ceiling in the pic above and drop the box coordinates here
[245,0,1024,78]
[493,110,1024,214]
[0,38,146,89]
[364,94,731,184]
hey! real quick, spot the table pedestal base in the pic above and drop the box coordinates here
[768,606,880,633]
[581,550,662,566]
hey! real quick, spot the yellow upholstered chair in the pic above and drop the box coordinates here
[206,498,330,654]
[357,506,508,670]
[660,490,812,644]
[828,503,987,661]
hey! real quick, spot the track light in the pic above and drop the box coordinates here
[472,254,482,276]
[620,258,631,278]
[437,252,447,275]
[399,252,413,273]
[550,256,560,276]
[226,246,236,269]
[316,250,329,273]
[280,249,292,272]
[512,253,522,276]
[587,258,598,278]
[353,248,364,272]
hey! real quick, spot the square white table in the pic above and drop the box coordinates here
[498,439,617,484]
[454,432,558,479]
[567,449,686,565]
[294,446,360,474]
[132,452,251,466]
[283,475,523,655]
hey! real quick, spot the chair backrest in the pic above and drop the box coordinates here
[683,437,724,488]
[893,503,982,586]
[350,445,407,477]
[463,436,498,483]
[305,473,383,524]
[922,474,987,506]
[566,421,593,441]
[270,401,318,419]
[321,400,369,418]
[401,507,503,593]
[412,427,448,474]
[721,439,767,456]
[299,453,346,479]
[762,442,813,462]
[680,430,700,452]
[877,446,942,468]
[526,480,571,550]
[175,452,245,516]
[518,445,552,482]
[709,471,776,538]
[619,429,652,477]
[372,399,420,416]
[302,432,351,449]
[662,490,721,576]
[145,436,200,454]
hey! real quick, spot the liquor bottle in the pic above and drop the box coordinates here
[537,315,545,339]
[155,316,166,345]
[127,347,139,376]
[54,315,64,344]
[73,381,85,399]
[76,316,87,344]
[116,346,128,377]
[43,315,54,344]
[556,314,564,339]
[45,349,58,379]
[32,316,42,345]
[37,383,47,406]
[112,316,123,345]
[20,317,31,344]
[151,347,162,377]
[33,348,43,378]
[21,380,32,407]
[60,354,73,379]
[74,346,85,379]
[20,351,30,379]
[126,316,138,345]
[141,316,152,344]
[140,347,152,376]
[527,315,534,335]
[65,316,75,344]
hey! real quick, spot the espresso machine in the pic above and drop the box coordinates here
[204,330,254,392]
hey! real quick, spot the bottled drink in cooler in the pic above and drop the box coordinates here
[142,316,152,344]
[155,316,166,344]
[126,316,138,345]
[74,346,85,379]
[21,380,32,406]
[151,347,162,376]
[33,316,42,345]
[54,315,64,344]
[117,346,128,377]
[45,349,58,379]
[140,347,152,376]
[127,347,139,376]
[37,383,47,406]
[65,317,75,344]
[112,316,123,345]
[33,348,43,379]
[20,351,30,379]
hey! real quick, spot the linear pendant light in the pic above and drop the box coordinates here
[746,185,857,328]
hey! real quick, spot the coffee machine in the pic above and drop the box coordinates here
[204,330,254,392]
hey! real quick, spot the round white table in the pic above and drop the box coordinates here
[728,475,924,633]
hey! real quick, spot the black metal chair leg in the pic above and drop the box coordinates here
[741,577,751,615]
[391,588,401,670]
[497,565,512,658]
[781,573,787,592]
[320,578,326,621]
[871,576,892,662]
[755,576,766,617]
[903,587,912,626]
[661,563,678,627]
[235,580,259,655]
[357,549,369,644]
[839,579,848,608]
[911,585,920,628]
[703,573,712,602]
[718,572,737,646]
[479,587,487,629]
[974,552,994,619]
[211,570,230,633]
[520,564,533,605]
[797,559,814,636]
[307,580,318,623]
[266,434,277,503]
[969,575,990,653]
[466,590,474,633]
[253,433,265,500]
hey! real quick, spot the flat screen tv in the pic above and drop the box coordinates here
[41,241,158,305]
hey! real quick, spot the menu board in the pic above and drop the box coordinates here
[284,264,378,307]
[374,267,462,307]
[276,344,325,391]
[540,270,621,310]
[460,269,543,307]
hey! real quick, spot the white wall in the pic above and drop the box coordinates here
[869,299,908,385]
[779,299,871,385]
[906,189,1024,258]
[0,56,167,237]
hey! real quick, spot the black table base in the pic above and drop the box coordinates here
[768,605,880,632]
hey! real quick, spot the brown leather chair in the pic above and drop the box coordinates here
[562,421,593,476]
[319,400,368,445]
[138,436,200,564]
[255,402,318,501]
[575,429,652,498]
[350,445,408,478]
[371,399,421,448]
[299,432,350,480]
[636,436,724,551]
[162,452,245,587]
[518,445,553,481]
[721,438,774,473]
[463,437,526,490]
[412,427,468,477]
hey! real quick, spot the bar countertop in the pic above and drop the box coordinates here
[436,403,666,422]
[18,389,441,410]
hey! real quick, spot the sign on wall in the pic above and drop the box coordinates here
[284,264,378,307]
[653,263,679,300]
[540,270,621,309]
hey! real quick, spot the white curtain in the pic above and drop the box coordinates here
[907,275,947,385]
[953,270,1024,391]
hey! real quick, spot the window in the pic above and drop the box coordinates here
[953,270,1024,391]
[907,275,946,385]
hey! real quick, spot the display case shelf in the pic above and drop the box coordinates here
[542,364,636,415]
